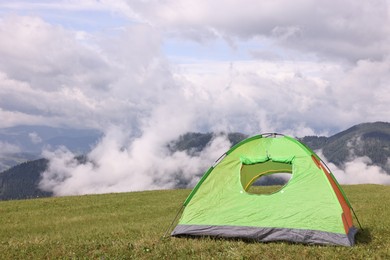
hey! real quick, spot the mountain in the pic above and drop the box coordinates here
[0,122,389,201]
[0,158,52,200]
[301,122,390,172]
[167,132,248,154]
[0,125,103,172]
[171,122,390,173]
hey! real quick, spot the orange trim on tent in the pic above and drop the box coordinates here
[341,213,349,234]
[311,155,354,232]
[311,155,321,169]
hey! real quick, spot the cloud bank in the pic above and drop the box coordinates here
[39,128,231,196]
[1,2,389,133]
[0,141,21,155]
[0,1,389,194]
[127,0,390,61]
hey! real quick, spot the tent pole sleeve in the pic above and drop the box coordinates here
[183,167,214,206]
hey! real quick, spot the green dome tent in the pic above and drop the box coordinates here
[171,134,359,246]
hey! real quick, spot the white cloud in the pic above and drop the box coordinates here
[126,0,390,61]
[174,58,390,134]
[0,141,21,155]
[318,151,390,185]
[0,15,173,130]
[0,0,140,21]
[332,156,390,185]
[0,15,113,91]
[39,127,231,196]
[1,4,389,133]
[28,132,42,144]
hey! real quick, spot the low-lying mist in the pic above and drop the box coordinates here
[39,128,231,196]
[39,132,390,197]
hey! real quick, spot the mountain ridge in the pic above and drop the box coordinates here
[0,125,103,172]
[0,121,389,201]
[301,121,390,171]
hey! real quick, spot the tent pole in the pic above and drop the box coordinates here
[351,207,363,230]
[162,204,185,239]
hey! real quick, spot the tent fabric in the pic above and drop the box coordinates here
[171,134,358,246]
[172,225,357,247]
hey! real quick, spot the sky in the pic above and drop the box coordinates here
[0,1,390,194]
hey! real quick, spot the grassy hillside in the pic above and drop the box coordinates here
[1,185,389,259]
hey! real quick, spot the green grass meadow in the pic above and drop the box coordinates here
[0,185,389,259]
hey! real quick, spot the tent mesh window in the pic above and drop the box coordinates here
[240,161,293,195]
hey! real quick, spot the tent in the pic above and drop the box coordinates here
[171,134,359,246]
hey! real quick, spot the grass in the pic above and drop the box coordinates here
[0,185,389,259]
